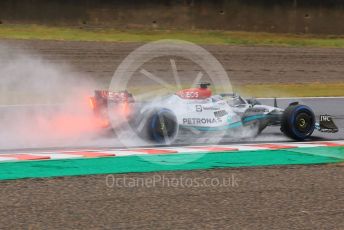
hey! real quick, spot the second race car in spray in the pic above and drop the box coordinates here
[89,83,338,144]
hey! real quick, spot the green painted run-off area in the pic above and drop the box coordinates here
[0,146,343,180]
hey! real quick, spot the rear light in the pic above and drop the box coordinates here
[89,97,96,109]
[94,90,134,103]
[108,91,131,102]
[98,118,110,128]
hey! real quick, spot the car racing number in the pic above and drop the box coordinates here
[181,91,199,99]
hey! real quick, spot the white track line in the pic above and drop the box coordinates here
[0,157,16,161]
[101,150,150,157]
[29,153,82,160]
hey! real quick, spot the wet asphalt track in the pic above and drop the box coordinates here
[0,97,343,153]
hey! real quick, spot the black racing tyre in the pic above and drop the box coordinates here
[281,104,315,141]
[147,108,178,144]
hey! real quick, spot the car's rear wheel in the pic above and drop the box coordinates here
[128,108,178,145]
[147,108,179,144]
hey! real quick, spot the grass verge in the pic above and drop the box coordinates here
[1,147,342,180]
[1,24,344,47]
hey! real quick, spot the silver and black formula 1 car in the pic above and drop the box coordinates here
[89,83,338,144]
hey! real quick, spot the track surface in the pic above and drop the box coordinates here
[0,39,344,229]
[0,97,343,151]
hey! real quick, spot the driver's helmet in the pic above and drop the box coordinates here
[211,95,223,102]
[226,95,243,106]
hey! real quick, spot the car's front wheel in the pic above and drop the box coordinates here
[281,104,315,141]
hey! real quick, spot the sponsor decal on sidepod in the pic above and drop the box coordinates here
[183,117,222,125]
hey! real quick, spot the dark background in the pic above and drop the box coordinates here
[0,0,344,34]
